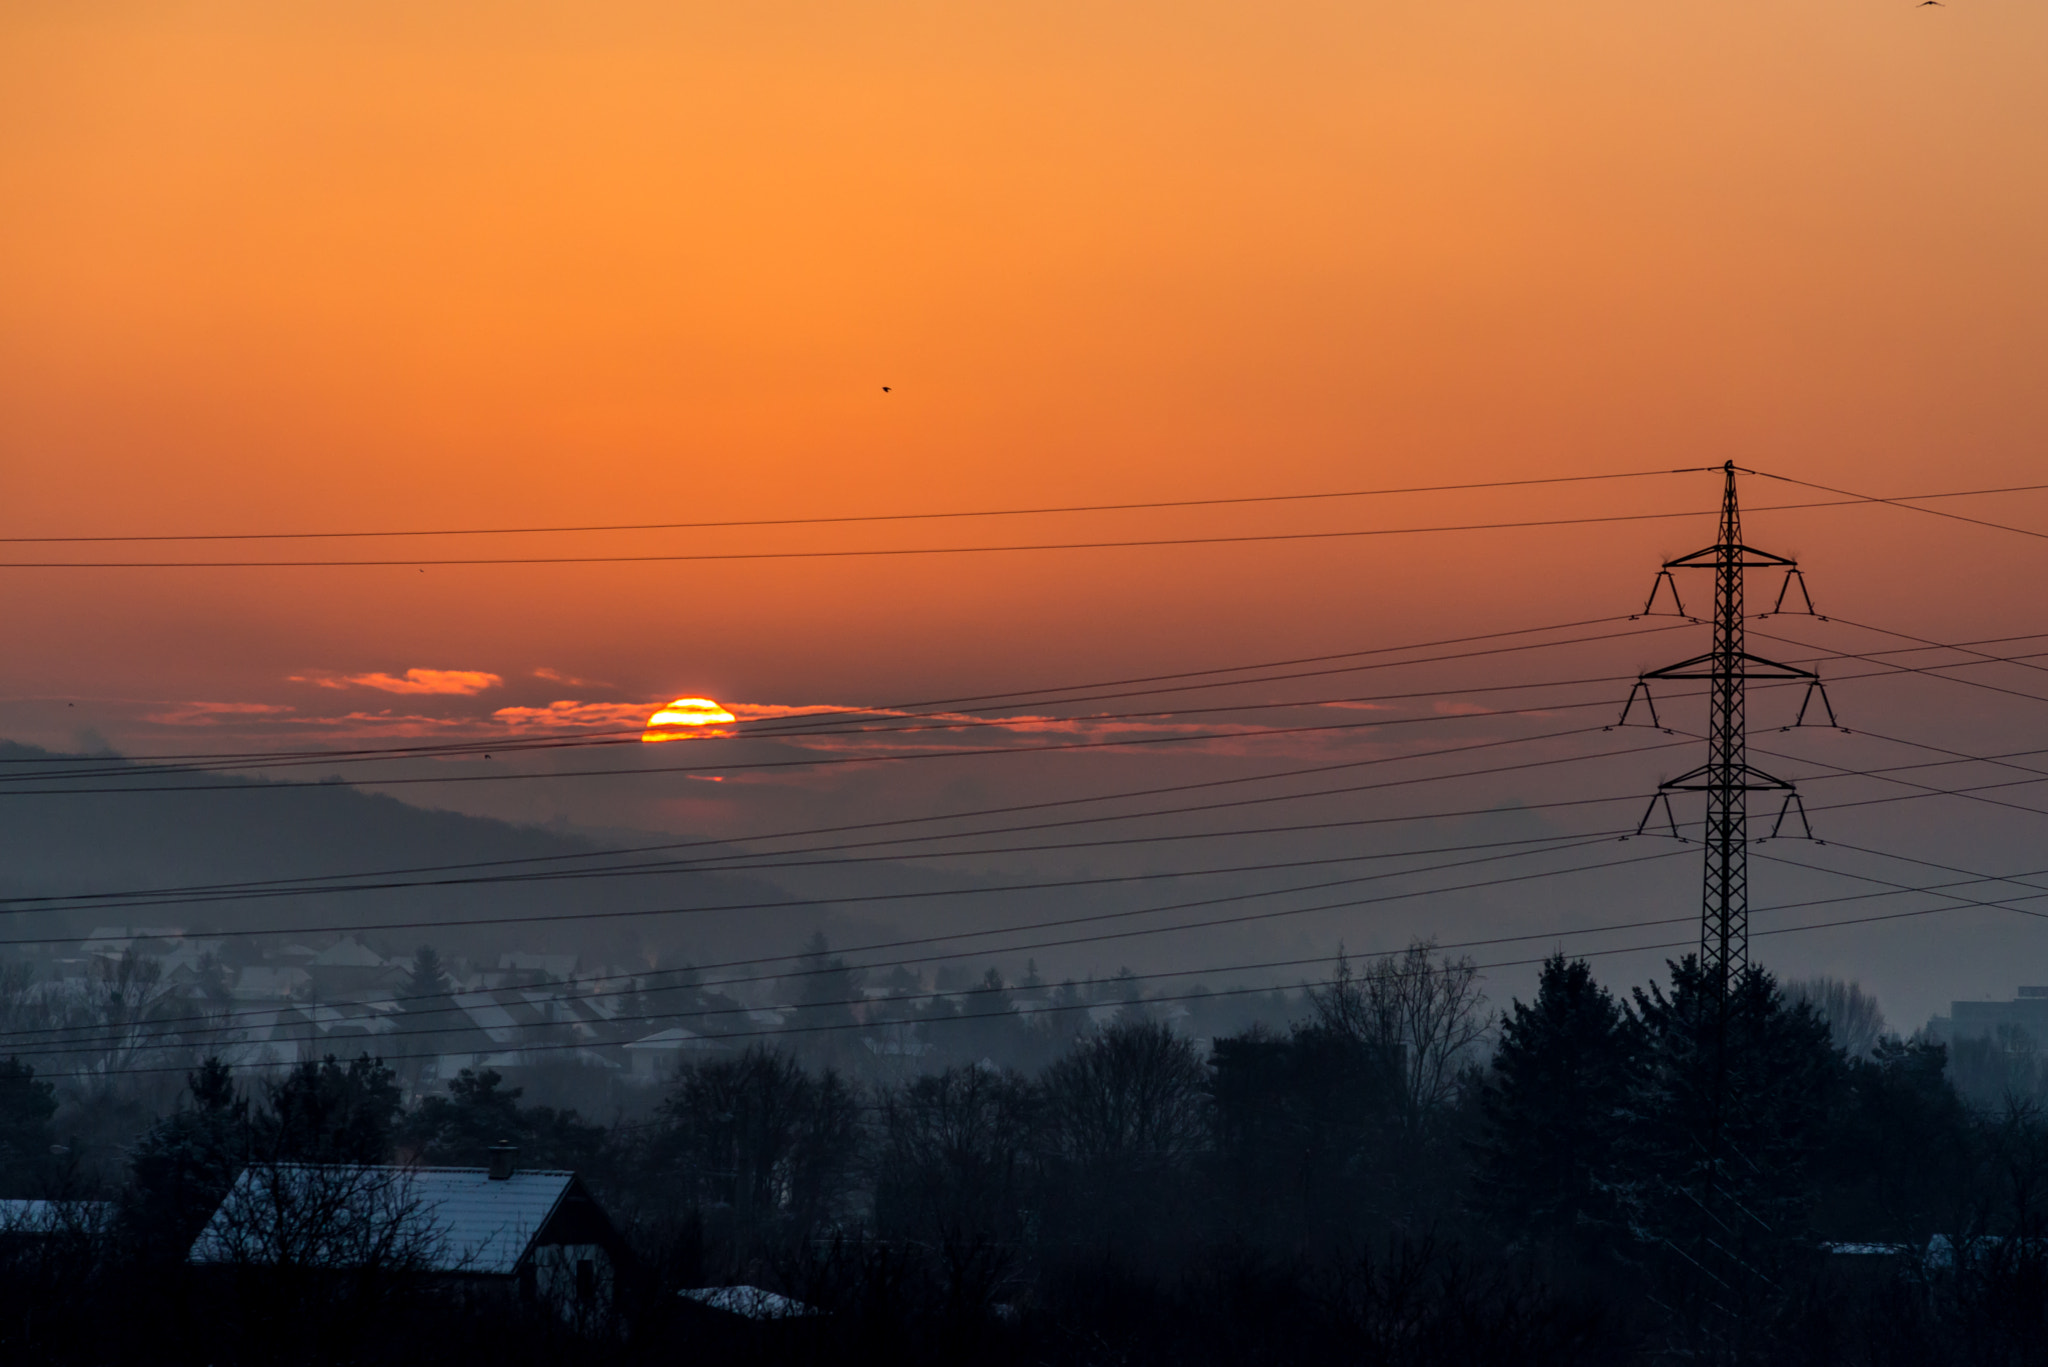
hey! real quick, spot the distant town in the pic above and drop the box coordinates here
[4,927,1304,1111]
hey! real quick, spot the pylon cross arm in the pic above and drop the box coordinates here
[1640,651,1815,682]
[1657,761,1795,794]
[1662,543,1797,570]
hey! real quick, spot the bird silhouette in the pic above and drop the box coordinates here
[1918,2,1943,7]
[882,386,891,393]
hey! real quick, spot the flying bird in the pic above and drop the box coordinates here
[882,386,891,393]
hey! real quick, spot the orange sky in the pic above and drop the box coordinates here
[2,0,2046,745]
[10,2,2048,1023]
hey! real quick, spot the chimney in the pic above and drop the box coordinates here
[487,1141,518,1181]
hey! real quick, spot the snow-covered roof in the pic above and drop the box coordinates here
[189,1164,582,1275]
[82,926,186,954]
[233,966,311,999]
[308,937,387,969]
[624,1027,725,1052]
[0,1199,115,1234]
[452,991,523,1043]
[500,952,577,977]
[679,1285,820,1320]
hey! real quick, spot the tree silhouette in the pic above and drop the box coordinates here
[0,1056,57,1196]
[126,1057,249,1256]
[257,1054,402,1164]
[1611,957,1839,1341]
[1477,954,1628,1248]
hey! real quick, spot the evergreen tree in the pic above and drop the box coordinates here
[1813,1036,1972,1242]
[403,944,450,999]
[789,932,865,1068]
[256,1054,403,1163]
[1612,959,1839,1289]
[126,1057,249,1256]
[396,1067,605,1171]
[1477,954,1628,1246]
[397,944,456,1071]
[0,1056,57,1196]
[790,932,862,1030]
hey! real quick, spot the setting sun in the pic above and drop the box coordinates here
[640,697,738,742]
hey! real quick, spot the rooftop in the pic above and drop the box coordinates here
[190,1164,580,1275]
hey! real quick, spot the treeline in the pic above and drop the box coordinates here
[4,946,2048,1365]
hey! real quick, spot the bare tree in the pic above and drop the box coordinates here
[1308,940,1490,1136]
[191,1162,446,1274]
[1781,976,1887,1059]
[874,1064,1036,1243]
[873,1065,1037,1309]
[656,1045,860,1233]
[1039,1019,1208,1168]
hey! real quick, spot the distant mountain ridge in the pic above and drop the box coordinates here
[0,741,804,967]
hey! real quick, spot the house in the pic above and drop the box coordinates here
[81,926,186,964]
[493,952,579,986]
[679,1285,820,1320]
[305,937,401,998]
[0,1199,115,1243]
[622,1027,727,1082]
[231,966,313,1001]
[188,1146,622,1321]
[1925,986,2048,1045]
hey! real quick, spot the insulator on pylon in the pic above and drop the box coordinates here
[1767,793,1816,842]
[1633,792,1682,841]
[1791,679,1840,730]
[1768,568,1820,617]
[1615,680,1666,731]
[1640,568,1687,618]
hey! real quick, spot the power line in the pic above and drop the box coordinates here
[3,711,1691,909]
[0,470,1704,544]
[6,472,2044,564]
[0,640,1691,788]
[21,613,2045,780]
[0,729,1688,929]
[17,686,2048,943]
[22,796,2048,1064]
[1750,623,2048,710]
[26,752,2048,1053]
[22,621,2048,908]
[23,617,2047,797]
[18,627,2027,799]
[0,494,1996,569]
[1808,616,2048,679]
[0,615,1665,779]
[0,832,1661,1047]
[26,857,2048,1080]
[0,696,1663,798]
[1748,469,2048,543]
[22,710,2048,927]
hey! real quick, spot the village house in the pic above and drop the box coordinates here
[187,1145,623,1322]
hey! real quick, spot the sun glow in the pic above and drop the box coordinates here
[641,697,738,742]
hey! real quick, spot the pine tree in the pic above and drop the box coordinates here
[403,944,450,999]
[0,1056,58,1196]
[389,1065,599,1171]
[1612,959,1839,1283]
[1477,954,1628,1246]
[127,1058,249,1257]
[257,1054,403,1163]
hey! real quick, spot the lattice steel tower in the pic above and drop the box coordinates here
[1622,462,1830,997]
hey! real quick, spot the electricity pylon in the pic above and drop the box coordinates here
[1620,461,1835,999]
